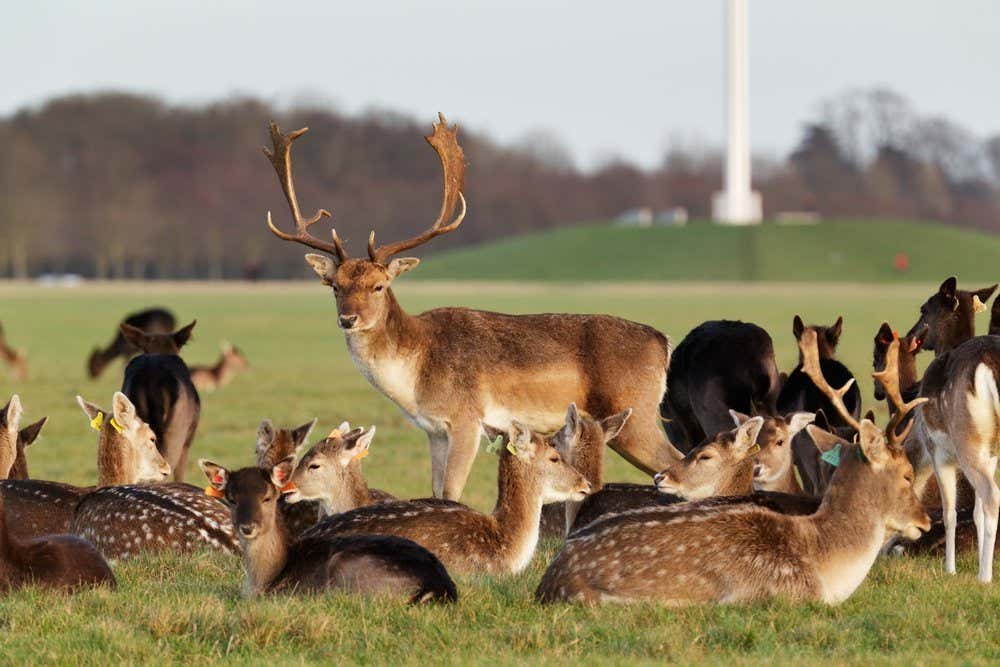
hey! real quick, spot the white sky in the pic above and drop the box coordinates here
[4,0,998,168]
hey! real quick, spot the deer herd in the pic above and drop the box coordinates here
[1,114,999,610]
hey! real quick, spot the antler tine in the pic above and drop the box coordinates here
[369,113,468,263]
[798,329,861,432]
[263,121,347,262]
[873,337,929,448]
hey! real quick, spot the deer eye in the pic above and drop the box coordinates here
[309,463,321,470]
[549,456,560,463]
[697,453,713,462]
[331,284,340,293]
[374,284,385,293]
[776,439,784,447]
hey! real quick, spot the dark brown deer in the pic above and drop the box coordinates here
[189,342,249,392]
[536,333,930,605]
[777,315,861,495]
[0,494,115,592]
[87,307,176,378]
[990,295,1000,336]
[295,421,590,575]
[120,320,200,481]
[0,323,27,381]
[661,320,780,451]
[873,323,926,406]
[0,396,47,481]
[253,418,323,536]
[262,115,677,499]
[906,277,997,356]
[198,459,457,602]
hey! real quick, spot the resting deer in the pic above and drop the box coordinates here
[283,423,396,517]
[120,320,200,481]
[0,324,27,381]
[262,115,677,500]
[295,421,591,575]
[0,396,47,481]
[536,331,930,605]
[189,342,249,391]
[0,494,115,592]
[198,459,457,603]
[730,410,815,495]
[253,418,324,536]
[88,307,176,378]
[906,277,997,356]
[661,320,780,451]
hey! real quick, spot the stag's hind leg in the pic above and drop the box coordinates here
[963,454,999,583]
[441,417,482,501]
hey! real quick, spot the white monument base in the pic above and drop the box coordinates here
[711,190,762,225]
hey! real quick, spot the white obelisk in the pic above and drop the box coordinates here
[712,0,762,224]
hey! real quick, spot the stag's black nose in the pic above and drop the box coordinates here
[339,314,358,329]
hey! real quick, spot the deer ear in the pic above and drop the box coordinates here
[119,323,149,349]
[340,426,376,466]
[507,421,535,460]
[909,325,928,353]
[291,418,318,450]
[786,412,815,437]
[2,395,22,430]
[19,417,47,447]
[600,408,632,443]
[256,419,275,453]
[271,455,296,488]
[939,276,958,300]
[729,409,751,427]
[304,254,336,282]
[829,316,843,343]
[792,315,805,339]
[858,420,889,466]
[112,392,137,429]
[386,257,420,280]
[561,403,581,437]
[876,322,893,346]
[198,459,229,491]
[172,321,196,349]
[805,424,849,454]
[733,416,764,456]
[76,395,104,422]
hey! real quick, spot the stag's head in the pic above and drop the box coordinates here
[263,114,467,333]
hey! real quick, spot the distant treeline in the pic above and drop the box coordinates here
[1,87,998,279]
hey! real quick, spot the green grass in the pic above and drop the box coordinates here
[1,280,999,665]
[415,219,1000,283]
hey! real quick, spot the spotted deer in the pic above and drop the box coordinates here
[0,323,27,381]
[190,342,249,392]
[87,307,176,378]
[253,418,323,536]
[0,396,47,481]
[906,277,997,356]
[296,421,590,576]
[262,115,677,500]
[198,459,457,602]
[282,423,396,517]
[0,494,115,592]
[729,410,815,495]
[536,332,930,605]
[66,393,237,560]
[120,320,200,481]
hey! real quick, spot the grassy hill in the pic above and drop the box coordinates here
[415,218,1000,282]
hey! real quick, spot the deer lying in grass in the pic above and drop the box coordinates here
[536,331,930,605]
[0,396,47,481]
[0,494,115,592]
[0,324,27,381]
[198,459,457,603]
[295,421,590,576]
[87,307,176,378]
[189,342,249,392]
[67,393,237,560]
[262,115,677,500]
[120,320,200,481]
[729,410,815,495]
[254,418,323,536]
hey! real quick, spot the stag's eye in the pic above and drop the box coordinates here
[904,474,914,484]
[374,284,385,293]
[776,439,784,447]
[331,285,339,293]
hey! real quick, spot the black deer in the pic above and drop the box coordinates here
[88,307,176,378]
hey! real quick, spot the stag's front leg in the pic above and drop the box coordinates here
[441,417,481,500]
[933,457,959,575]
[427,429,451,499]
[965,455,1000,583]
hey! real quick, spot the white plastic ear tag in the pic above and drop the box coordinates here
[973,295,987,314]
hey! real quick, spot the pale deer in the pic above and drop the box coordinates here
[296,421,591,575]
[198,459,457,602]
[661,320,780,451]
[729,410,815,495]
[189,342,249,392]
[283,423,396,517]
[262,115,677,500]
[87,307,176,378]
[120,320,200,481]
[0,396,47,481]
[0,494,115,592]
[0,323,27,381]
[906,277,996,356]
[536,333,930,605]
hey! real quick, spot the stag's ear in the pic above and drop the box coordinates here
[729,409,751,427]
[199,459,229,492]
[806,424,848,454]
[858,420,889,466]
[828,316,843,344]
[876,322,894,346]
[172,321,196,349]
[19,417,47,447]
[112,392,137,430]
[304,254,336,283]
[386,258,420,280]
[787,412,815,437]
[119,323,150,350]
[733,416,764,457]
[600,408,631,443]
[792,315,805,339]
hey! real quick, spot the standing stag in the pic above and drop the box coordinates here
[87,307,176,378]
[262,115,677,499]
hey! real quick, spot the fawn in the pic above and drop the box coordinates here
[536,331,930,605]
[87,307,176,378]
[198,459,456,602]
[295,421,590,576]
[729,410,815,495]
[254,417,324,536]
[189,342,249,391]
[0,395,47,481]
[0,323,28,381]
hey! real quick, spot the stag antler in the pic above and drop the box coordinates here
[798,329,861,432]
[871,335,929,448]
[367,113,467,263]
[263,122,348,262]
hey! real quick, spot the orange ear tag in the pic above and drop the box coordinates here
[280,482,297,493]
[205,485,225,499]
[352,448,370,462]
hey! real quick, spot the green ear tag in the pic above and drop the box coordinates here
[485,436,502,455]
[820,443,842,467]
[506,441,518,456]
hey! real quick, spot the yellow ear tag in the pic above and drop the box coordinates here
[974,295,987,314]
[109,417,123,434]
[205,485,225,498]
[90,412,104,431]
[327,428,342,439]
[747,443,761,457]
[353,448,370,462]
[506,441,518,456]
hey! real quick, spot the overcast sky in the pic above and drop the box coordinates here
[4,0,998,168]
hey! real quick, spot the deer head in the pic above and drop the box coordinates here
[0,395,47,481]
[120,320,197,355]
[485,421,592,504]
[653,417,765,500]
[873,322,926,402]
[793,315,844,361]
[907,277,997,353]
[199,458,291,541]
[263,114,466,333]
[221,342,249,370]
[254,418,317,469]
[730,410,814,491]
[548,403,631,487]
[283,423,376,513]
[77,392,171,485]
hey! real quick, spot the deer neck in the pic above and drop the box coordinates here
[97,431,136,487]
[8,451,28,481]
[320,466,373,516]
[491,457,544,571]
[760,463,801,495]
[574,424,605,489]
[242,511,290,596]
[719,460,756,496]
[938,312,975,355]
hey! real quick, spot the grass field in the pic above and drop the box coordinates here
[1,279,999,665]
[416,219,1000,283]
